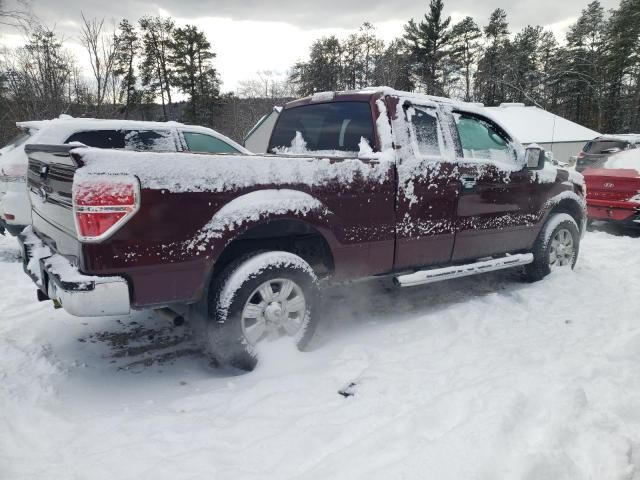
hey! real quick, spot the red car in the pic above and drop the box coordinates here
[583,149,640,226]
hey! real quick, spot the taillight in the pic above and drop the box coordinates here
[72,176,140,242]
[577,151,586,159]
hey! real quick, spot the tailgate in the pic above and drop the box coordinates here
[584,168,640,203]
[25,144,81,253]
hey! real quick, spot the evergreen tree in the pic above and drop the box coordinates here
[171,24,220,124]
[403,0,452,95]
[475,8,509,105]
[602,0,640,132]
[450,16,481,101]
[113,19,139,118]
[139,16,174,120]
[374,39,414,91]
[563,1,606,129]
[341,23,384,90]
[290,36,342,95]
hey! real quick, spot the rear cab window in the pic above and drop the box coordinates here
[268,101,375,154]
[65,130,177,151]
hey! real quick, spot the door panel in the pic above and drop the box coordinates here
[449,112,538,261]
[393,103,459,269]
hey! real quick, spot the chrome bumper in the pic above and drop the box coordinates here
[19,229,131,317]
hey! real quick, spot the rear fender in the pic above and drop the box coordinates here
[186,189,339,321]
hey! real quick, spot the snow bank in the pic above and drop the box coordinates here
[3,231,640,479]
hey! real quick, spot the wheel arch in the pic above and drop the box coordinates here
[544,191,587,234]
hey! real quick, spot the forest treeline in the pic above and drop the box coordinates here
[0,0,639,145]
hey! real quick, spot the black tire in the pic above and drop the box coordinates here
[206,251,320,371]
[525,213,580,282]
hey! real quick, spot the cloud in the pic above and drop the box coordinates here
[0,0,621,91]
[12,0,621,31]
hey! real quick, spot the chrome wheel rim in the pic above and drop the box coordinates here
[241,278,307,345]
[549,228,574,267]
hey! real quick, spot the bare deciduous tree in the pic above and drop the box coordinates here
[79,12,117,116]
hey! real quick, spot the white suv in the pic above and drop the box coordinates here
[0,116,249,235]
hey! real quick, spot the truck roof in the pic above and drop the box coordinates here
[283,87,465,111]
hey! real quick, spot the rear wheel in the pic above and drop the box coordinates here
[206,251,319,370]
[525,213,580,282]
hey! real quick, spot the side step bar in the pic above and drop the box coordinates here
[394,253,534,287]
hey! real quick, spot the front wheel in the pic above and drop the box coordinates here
[206,251,320,370]
[525,213,580,282]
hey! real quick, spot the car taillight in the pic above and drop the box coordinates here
[72,176,140,242]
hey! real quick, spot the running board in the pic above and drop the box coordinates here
[394,253,534,287]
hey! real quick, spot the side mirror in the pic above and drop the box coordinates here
[525,146,546,170]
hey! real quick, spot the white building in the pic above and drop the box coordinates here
[486,103,600,163]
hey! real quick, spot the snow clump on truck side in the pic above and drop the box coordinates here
[73,148,394,193]
[185,190,329,250]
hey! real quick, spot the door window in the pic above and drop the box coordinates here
[407,106,443,156]
[183,132,240,154]
[453,114,516,164]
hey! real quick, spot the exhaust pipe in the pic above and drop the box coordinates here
[153,307,185,327]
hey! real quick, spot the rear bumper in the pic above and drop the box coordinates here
[587,201,640,225]
[18,227,131,317]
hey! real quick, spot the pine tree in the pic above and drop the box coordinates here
[139,16,174,120]
[403,0,452,95]
[602,0,640,132]
[113,19,139,118]
[449,16,481,101]
[171,24,220,124]
[374,39,414,91]
[563,1,606,129]
[290,36,342,95]
[475,8,509,105]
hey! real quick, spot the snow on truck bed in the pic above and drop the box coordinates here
[2,229,640,479]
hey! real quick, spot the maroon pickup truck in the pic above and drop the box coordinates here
[21,88,586,370]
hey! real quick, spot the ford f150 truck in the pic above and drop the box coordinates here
[20,88,586,370]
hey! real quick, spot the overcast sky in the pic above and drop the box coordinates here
[0,0,621,91]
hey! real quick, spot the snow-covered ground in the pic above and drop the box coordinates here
[2,226,640,479]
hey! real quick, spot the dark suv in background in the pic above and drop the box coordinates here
[576,134,640,172]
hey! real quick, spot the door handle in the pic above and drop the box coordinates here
[461,176,477,189]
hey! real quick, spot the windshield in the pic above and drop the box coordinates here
[268,101,375,154]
